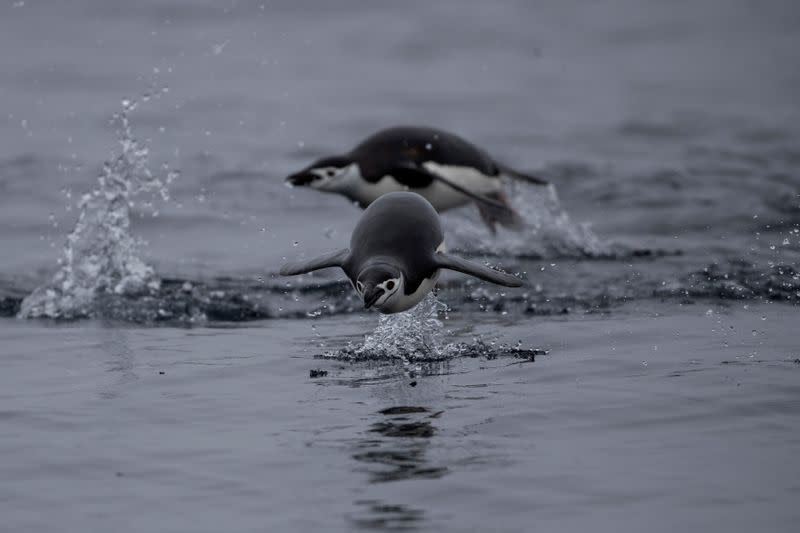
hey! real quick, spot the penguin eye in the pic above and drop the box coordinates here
[325,169,337,177]
[386,281,395,290]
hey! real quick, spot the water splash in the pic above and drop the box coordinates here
[19,98,179,319]
[331,294,450,361]
[443,183,608,258]
[328,293,545,362]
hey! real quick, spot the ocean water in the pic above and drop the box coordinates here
[1,1,799,531]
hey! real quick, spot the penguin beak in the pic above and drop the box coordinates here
[362,285,384,309]
[285,171,317,187]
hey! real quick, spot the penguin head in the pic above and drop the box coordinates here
[285,156,359,191]
[354,265,404,311]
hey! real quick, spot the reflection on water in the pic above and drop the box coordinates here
[350,499,425,531]
[349,406,446,530]
[97,327,138,400]
[352,406,447,484]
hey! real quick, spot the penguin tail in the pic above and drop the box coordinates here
[475,191,526,234]
[496,163,549,186]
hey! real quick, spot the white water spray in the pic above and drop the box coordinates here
[329,293,543,362]
[444,183,607,258]
[19,98,178,319]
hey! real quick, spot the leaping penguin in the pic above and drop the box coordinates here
[285,126,549,233]
[279,192,523,314]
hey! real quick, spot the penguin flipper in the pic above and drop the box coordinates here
[433,252,523,287]
[279,248,350,276]
[391,164,512,213]
[496,163,549,186]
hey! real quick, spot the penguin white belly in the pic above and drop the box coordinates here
[420,162,502,210]
[379,241,446,314]
[351,176,407,205]
[349,164,502,212]
[381,270,440,313]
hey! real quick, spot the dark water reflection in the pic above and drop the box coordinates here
[97,328,138,400]
[350,499,426,531]
[349,406,447,530]
[353,406,447,484]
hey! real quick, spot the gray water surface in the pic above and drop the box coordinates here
[1,307,798,532]
[1,1,799,531]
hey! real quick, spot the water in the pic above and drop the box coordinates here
[19,98,178,320]
[1,1,799,531]
[328,293,546,362]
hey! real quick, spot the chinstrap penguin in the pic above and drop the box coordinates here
[285,126,549,233]
[279,192,523,313]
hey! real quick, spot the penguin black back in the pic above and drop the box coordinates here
[350,126,499,182]
[346,192,442,295]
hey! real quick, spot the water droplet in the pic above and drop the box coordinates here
[18,95,178,320]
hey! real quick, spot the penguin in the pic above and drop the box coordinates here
[279,192,523,314]
[284,126,549,233]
